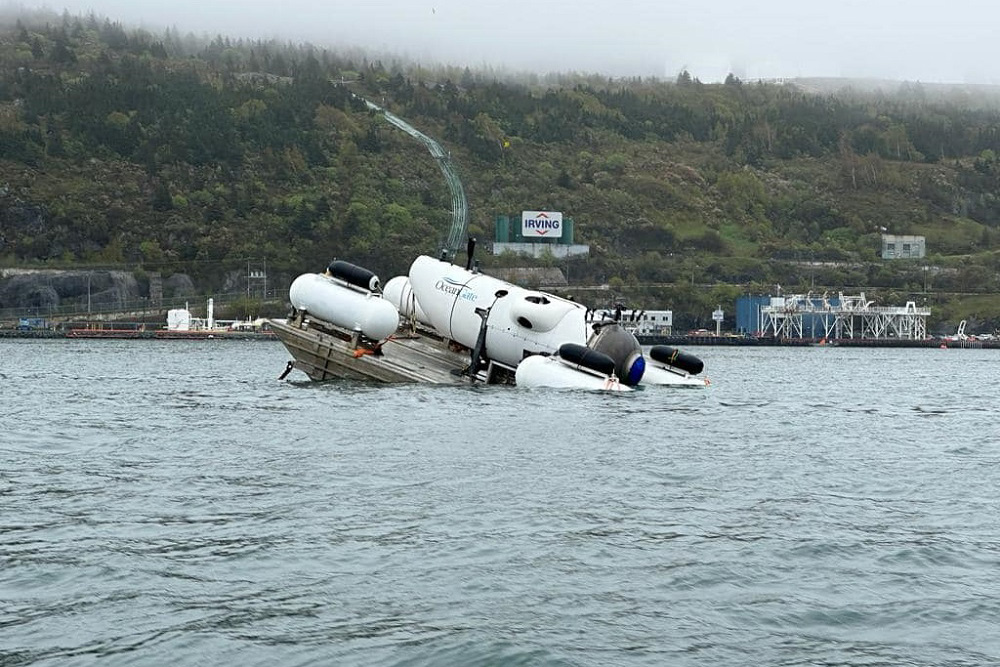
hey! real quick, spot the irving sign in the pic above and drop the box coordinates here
[521,211,564,238]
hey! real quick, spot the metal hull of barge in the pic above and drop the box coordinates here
[268,316,479,384]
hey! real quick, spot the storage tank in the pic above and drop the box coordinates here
[167,309,191,331]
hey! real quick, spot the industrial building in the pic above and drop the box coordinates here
[737,292,930,341]
[881,234,926,259]
[492,211,590,258]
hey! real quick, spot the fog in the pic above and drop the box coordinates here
[12,0,1000,84]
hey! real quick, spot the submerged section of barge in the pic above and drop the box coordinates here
[269,313,485,384]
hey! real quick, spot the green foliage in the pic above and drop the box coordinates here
[2,9,1000,327]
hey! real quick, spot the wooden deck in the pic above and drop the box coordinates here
[268,316,476,383]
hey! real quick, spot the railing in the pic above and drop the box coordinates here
[0,290,290,326]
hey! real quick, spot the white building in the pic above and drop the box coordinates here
[881,234,926,259]
[590,308,673,335]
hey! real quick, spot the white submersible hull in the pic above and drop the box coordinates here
[271,255,708,390]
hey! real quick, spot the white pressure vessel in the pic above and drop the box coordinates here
[407,255,588,367]
[514,354,631,391]
[289,272,399,340]
[640,364,710,387]
[382,276,431,327]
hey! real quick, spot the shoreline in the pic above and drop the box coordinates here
[636,335,994,349]
[2,329,991,348]
[0,329,278,341]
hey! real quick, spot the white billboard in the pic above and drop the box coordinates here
[521,210,563,238]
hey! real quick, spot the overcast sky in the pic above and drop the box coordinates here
[13,0,1000,84]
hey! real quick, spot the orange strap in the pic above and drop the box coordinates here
[353,335,395,358]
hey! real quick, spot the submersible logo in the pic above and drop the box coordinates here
[435,276,478,302]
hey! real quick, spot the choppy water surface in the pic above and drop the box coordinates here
[2,339,999,666]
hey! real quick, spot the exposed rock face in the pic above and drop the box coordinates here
[0,204,47,237]
[0,202,48,255]
[0,269,140,311]
[222,270,246,294]
[0,267,201,315]
[6,283,60,310]
[163,273,196,298]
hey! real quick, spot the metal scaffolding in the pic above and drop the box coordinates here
[760,292,930,340]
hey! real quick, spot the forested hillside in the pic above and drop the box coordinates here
[2,11,1000,330]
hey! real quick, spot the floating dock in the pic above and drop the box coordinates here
[268,315,485,384]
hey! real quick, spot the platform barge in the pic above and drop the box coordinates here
[270,256,707,390]
[268,313,501,384]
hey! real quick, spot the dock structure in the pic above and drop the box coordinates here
[268,314,480,384]
[759,292,930,341]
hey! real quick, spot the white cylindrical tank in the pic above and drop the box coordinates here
[514,355,631,391]
[641,364,710,387]
[289,273,399,340]
[407,255,588,367]
[167,309,191,331]
[382,276,431,327]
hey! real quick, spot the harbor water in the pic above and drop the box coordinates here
[2,339,999,666]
